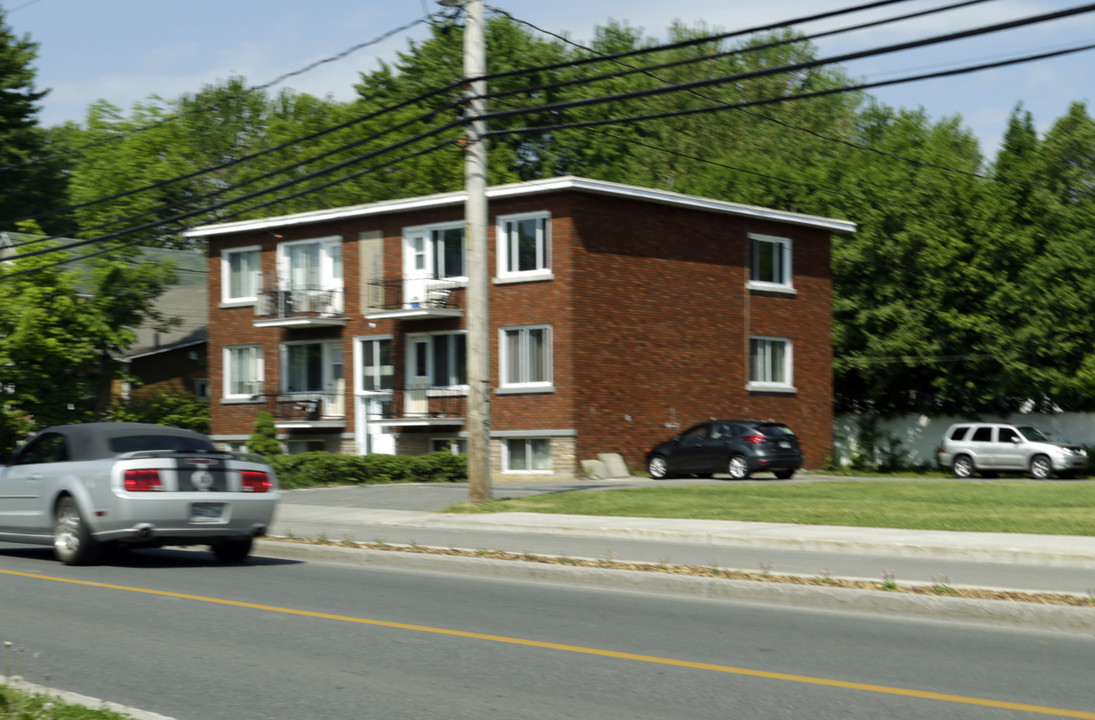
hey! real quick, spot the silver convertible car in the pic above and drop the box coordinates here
[0,423,279,565]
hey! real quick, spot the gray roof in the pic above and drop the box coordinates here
[118,284,208,360]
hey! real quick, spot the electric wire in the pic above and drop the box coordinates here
[4,91,467,250]
[483,0,995,103]
[478,3,1095,124]
[477,0,918,83]
[494,2,1051,188]
[1,116,465,267]
[0,10,439,173]
[9,2,1093,271]
[0,137,459,279]
[484,41,1095,139]
[0,0,1001,237]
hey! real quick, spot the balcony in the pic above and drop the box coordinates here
[255,286,347,328]
[363,276,464,320]
[266,392,347,430]
[359,386,466,427]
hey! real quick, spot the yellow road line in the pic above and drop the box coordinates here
[4,567,1093,718]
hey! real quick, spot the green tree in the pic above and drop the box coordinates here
[0,7,72,234]
[0,224,176,444]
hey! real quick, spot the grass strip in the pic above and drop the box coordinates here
[449,480,1095,535]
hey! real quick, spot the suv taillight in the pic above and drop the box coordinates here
[744,434,767,445]
[124,469,162,491]
[241,471,272,493]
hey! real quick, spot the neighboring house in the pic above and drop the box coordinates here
[115,284,209,403]
[0,232,210,406]
[186,176,855,474]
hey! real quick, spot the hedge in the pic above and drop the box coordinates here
[267,451,467,489]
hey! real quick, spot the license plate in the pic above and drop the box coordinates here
[779,441,791,449]
[190,503,224,521]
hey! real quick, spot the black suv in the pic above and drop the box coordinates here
[645,420,803,480]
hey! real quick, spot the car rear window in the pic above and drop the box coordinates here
[109,435,215,454]
[757,424,795,438]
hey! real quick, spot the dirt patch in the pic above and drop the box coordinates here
[269,536,1095,607]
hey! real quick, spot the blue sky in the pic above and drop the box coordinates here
[6,0,1095,157]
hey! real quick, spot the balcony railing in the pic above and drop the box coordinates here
[266,392,346,424]
[256,286,344,322]
[257,388,465,425]
[360,387,466,423]
[363,276,464,313]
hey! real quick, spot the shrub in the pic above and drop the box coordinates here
[113,392,210,434]
[248,411,281,458]
[268,451,466,488]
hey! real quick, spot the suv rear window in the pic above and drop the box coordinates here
[948,426,970,441]
[109,435,215,454]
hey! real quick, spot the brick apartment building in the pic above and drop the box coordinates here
[186,176,855,477]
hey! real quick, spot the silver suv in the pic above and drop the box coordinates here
[939,423,1088,479]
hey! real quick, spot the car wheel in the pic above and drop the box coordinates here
[1029,455,1054,480]
[727,454,751,479]
[54,496,100,566]
[647,455,673,480]
[773,470,795,480]
[951,455,976,479]
[211,537,253,563]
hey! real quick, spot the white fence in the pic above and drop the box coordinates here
[833,412,1095,469]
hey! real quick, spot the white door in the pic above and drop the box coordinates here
[407,337,430,416]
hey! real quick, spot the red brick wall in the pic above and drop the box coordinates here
[206,188,836,469]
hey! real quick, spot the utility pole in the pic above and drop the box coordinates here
[442,0,491,503]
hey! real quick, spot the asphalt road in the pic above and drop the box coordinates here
[1,543,1093,720]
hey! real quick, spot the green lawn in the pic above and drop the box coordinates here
[451,480,1095,535]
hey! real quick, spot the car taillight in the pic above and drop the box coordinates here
[124,469,162,491]
[241,471,272,493]
[744,434,767,445]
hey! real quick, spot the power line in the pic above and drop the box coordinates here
[484,0,994,103]
[484,41,1095,139]
[0,138,458,279]
[0,117,464,269]
[496,1,1047,188]
[0,10,440,173]
[4,90,466,248]
[479,3,1095,125]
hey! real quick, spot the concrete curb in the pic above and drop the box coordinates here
[255,539,1095,635]
[0,676,177,720]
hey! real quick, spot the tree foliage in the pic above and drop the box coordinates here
[21,13,1095,418]
[0,7,71,234]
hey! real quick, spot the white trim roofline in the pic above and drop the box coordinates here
[183,176,856,238]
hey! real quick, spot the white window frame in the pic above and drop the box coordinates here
[221,245,261,305]
[499,325,553,391]
[223,345,263,399]
[281,339,342,394]
[496,212,551,280]
[407,331,467,389]
[503,438,553,473]
[403,222,467,281]
[275,235,344,311]
[748,336,794,392]
[354,335,394,394]
[747,233,794,292]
